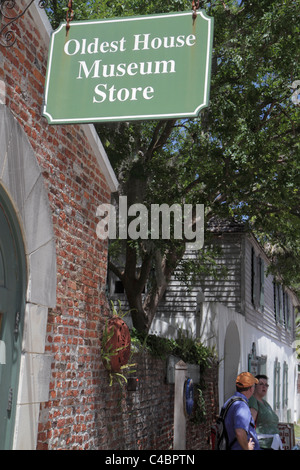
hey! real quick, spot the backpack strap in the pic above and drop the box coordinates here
[221,397,248,418]
[221,397,248,449]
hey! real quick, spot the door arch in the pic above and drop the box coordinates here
[0,105,56,449]
[0,187,26,450]
[224,321,240,401]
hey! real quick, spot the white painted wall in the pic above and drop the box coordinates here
[151,301,298,422]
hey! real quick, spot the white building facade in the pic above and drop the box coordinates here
[150,223,299,423]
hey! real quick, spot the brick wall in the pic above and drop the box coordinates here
[186,364,219,450]
[112,353,219,451]
[0,1,219,450]
[1,0,112,450]
[36,349,218,450]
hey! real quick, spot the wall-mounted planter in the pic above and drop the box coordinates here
[102,317,131,372]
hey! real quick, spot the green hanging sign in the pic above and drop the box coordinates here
[43,11,214,124]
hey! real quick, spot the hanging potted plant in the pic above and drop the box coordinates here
[101,301,134,384]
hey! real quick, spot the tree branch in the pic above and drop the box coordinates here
[108,260,124,281]
[144,119,177,161]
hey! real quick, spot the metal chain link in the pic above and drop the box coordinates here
[192,0,200,20]
[66,0,74,34]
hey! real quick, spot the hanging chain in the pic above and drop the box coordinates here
[192,0,200,20]
[66,0,74,34]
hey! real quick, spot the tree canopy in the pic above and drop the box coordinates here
[46,0,300,332]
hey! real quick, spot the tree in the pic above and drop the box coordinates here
[46,0,300,333]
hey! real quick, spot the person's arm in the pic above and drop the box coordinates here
[250,407,258,423]
[235,429,255,450]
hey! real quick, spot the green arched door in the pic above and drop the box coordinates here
[0,187,26,450]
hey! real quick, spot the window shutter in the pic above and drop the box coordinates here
[273,359,281,410]
[251,248,258,308]
[260,258,264,312]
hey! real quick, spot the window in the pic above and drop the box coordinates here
[259,257,265,312]
[251,248,264,311]
[273,359,281,410]
[274,283,291,330]
[251,248,256,305]
[274,283,283,324]
[114,280,125,294]
[283,291,291,330]
[108,272,125,295]
[282,362,288,408]
[248,343,267,376]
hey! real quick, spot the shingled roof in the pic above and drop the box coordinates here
[207,216,245,233]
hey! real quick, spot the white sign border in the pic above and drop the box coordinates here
[43,11,213,124]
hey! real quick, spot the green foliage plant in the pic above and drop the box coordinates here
[131,327,216,373]
[131,327,216,424]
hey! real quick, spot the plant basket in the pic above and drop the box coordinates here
[102,317,131,372]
